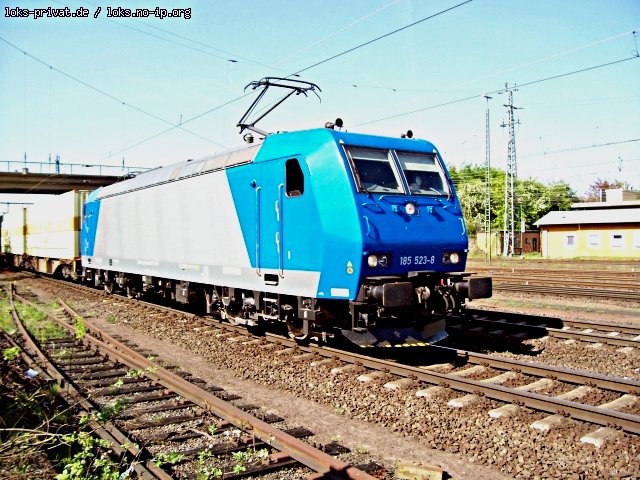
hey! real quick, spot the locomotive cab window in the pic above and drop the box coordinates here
[345,147,403,194]
[285,158,304,197]
[397,151,449,196]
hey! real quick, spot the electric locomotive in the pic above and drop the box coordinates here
[80,125,491,346]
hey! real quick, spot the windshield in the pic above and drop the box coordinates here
[345,146,450,196]
[346,147,404,194]
[397,151,449,196]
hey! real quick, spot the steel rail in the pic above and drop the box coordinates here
[468,266,640,278]
[491,282,640,301]
[301,343,640,434]
[466,308,640,335]
[459,316,640,348]
[18,277,640,434]
[424,344,640,394]
[463,309,640,347]
[52,299,376,480]
[9,290,169,480]
[490,275,640,291]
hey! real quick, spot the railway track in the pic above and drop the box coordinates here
[8,287,378,480]
[453,309,640,349]
[466,264,640,301]
[11,274,640,478]
[14,277,640,436]
[160,313,640,440]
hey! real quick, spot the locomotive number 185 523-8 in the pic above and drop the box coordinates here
[399,255,436,266]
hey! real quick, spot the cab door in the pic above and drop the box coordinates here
[257,157,308,282]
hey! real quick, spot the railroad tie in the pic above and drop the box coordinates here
[579,427,624,448]
[384,377,415,390]
[330,364,360,375]
[357,371,386,383]
[597,394,638,412]
[488,404,521,418]
[617,346,635,354]
[480,371,519,385]
[416,386,447,399]
[309,357,334,368]
[577,394,638,447]
[554,385,593,402]
[530,414,570,432]
[447,394,480,408]
[515,378,555,392]
[449,365,487,377]
[419,363,455,372]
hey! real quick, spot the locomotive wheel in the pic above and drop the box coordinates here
[221,299,242,325]
[104,280,114,294]
[286,316,309,342]
[126,284,136,299]
[60,265,72,280]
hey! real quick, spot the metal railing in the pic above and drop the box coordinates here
[1,159,150,176]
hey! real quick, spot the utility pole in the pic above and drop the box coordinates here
[484,95,492,261]
[500,84,520,257]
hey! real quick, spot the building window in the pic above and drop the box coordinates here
[611,234,623,248]
[565,234,576,247]
[588,233,600,248]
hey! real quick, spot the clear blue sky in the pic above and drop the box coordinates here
[1,0,638,208]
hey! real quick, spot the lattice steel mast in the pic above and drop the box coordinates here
[484,95,492,261]
[500,84,519,257]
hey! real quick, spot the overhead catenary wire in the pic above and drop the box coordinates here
[104,91,256,159]
[355,52,640,127]
[101,8,636,158]
[0,36,229,149]
[287,0,474,77]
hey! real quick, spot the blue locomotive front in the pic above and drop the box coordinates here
[81,126,491,346]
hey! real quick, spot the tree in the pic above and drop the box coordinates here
[450,164,576,233]
[583,178,623,202]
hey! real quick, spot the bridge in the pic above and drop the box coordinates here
[0,160,148,194]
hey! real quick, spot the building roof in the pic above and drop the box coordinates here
[535,208,640,227]
[570,200,640,210]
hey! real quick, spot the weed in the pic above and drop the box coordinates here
[125,368,145,379]
[195,450,224,479]
[110,379,124,391]
[104,314,117,324]
[74,317,86,341]
[153,450,185,467]
[55,431,121,480]
[95,399,128,422]
[3,345,21,360]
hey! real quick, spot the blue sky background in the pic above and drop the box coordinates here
[1,0,638,208]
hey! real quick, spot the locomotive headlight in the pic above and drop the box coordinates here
[367,254,390,268]
[405,202,416,215]
[446,252,460,264]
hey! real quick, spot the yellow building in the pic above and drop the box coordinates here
[535,207,640,258]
